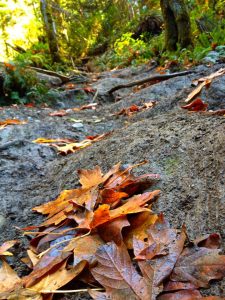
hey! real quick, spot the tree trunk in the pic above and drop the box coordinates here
[40,0,61,63]
[160,0,192,51]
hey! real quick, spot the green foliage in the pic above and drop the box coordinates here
[14,43,52,69]
[1,62,56,106]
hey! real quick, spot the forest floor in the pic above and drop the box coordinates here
[0,62,225,299]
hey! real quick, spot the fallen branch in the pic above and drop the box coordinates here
[28,66,71,83]
[107,70,193,94]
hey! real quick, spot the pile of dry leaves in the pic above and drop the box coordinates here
[0,162,224,300]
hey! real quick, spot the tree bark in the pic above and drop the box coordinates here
[160,0,192,51]
[40,0,61,63]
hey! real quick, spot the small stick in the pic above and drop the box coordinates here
[107,70,193,94]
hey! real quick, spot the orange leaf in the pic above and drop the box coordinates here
[90,190,160,229]
[49,110,68,117]
[78,166,103,189]
[100,188,128,204]
[0,259,22,293]
[124,212,158,249]
[181,98,208,111]
[33,138,77,144]
[98,216,130,245]
[0,119,27,126]
[28,260,86,293]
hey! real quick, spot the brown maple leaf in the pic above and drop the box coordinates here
[91,242,151,300]
[170,245,225,288]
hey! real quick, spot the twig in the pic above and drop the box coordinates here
[107,70,193,94]
[37,288,104,294]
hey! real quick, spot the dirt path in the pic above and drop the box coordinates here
[0,62,224,298]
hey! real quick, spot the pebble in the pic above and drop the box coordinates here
[71,122,84,128]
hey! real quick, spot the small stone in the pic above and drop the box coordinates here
[71,123,84,128]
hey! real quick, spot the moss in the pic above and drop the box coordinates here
[164,156,180,175]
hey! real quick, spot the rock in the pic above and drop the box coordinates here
[71,122,84,128]
[36,73,62,86]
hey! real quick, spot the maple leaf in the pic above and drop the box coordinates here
[24,246,72,288]
[0,259,22,293]
[78,166,103,189]
[50,133,110,156]
[28,260,86,293]
[0,240,18,256]
[63,233,104,266]
[194,233,221,249]
[124,212,158,249]
[170,245,225,288]
[100,188,128,204]
[97,216,130,245]
[157,290,202,300]
[91,242,151,300]
[181,98,208,112]
[133,214,187,297]
[89,190,160,229]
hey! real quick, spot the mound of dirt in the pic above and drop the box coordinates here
[0,62,224,298]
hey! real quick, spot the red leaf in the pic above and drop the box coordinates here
[181,98,208,111]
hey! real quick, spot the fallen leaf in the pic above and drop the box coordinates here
[0,288,42,300]
[124,212,158,249]
[0,259,22,293]
[142,101,156,109]
[185,68,225,103]
[24,248,71,288]
[63,234,104,266]
[33,138,77,144]
[100,188,128,204]
[25,102,35,108]
[202,109,225,116]
[170,245,225,288]
[28,260,86,293]
[0,119,27,126]
[83,87,96,93]
[97,216,130,245]
[90,190,160,229]
[78,166,103,189]
[88,289,108,300]
[65,83,76,89]
[0,240,18,256]
[91,242,151,300]
[49,110,68,117]
[181,98,208,111]
[194,233,221,249]
[157,290,202,300]
[50,133,110,156]
[72,103,98,111]
[133,215,187,297]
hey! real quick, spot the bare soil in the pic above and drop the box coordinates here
[0,62,224,299]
